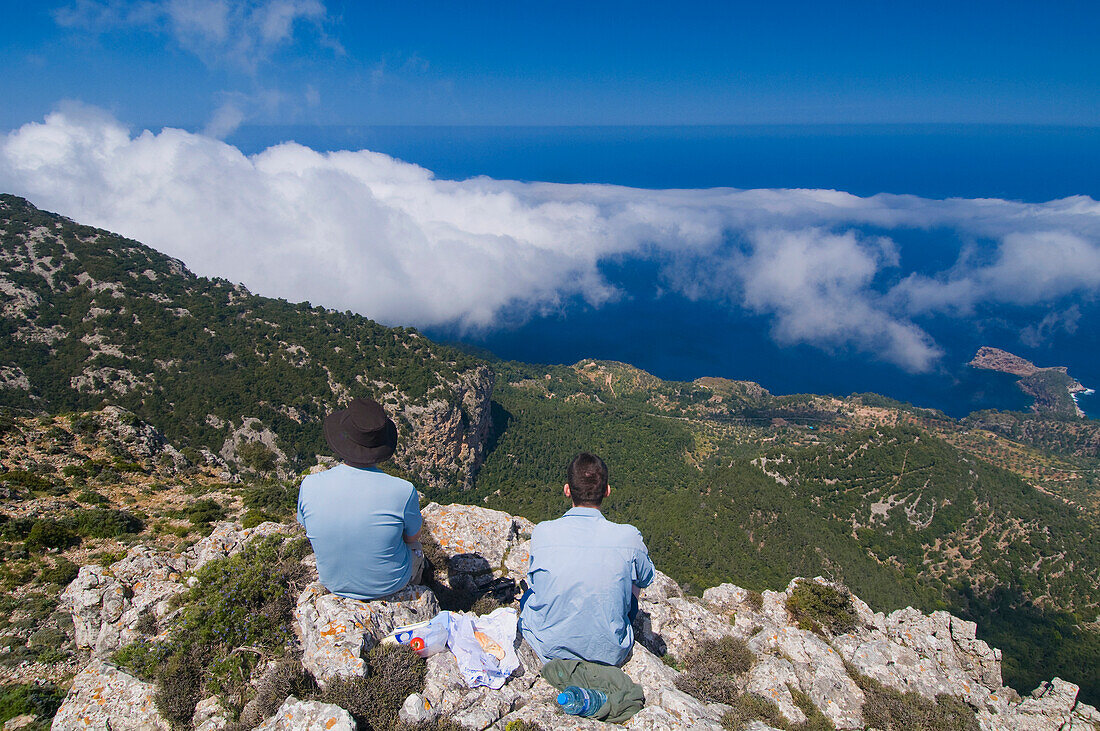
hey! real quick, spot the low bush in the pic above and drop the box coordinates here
[851,671,979,731]
[240,481,299,519]
[0,682,65,730]
[234,658,319,729]
[318,644,425,730]
[40,557,79,586]
[0,471,52,493]
[181,499,226,527]
[721,693,790,730]
[24,520,79,552]
[69,414,99,436]
[238,441,278,473]
[72,508,144,538]
[113,536,311,728]
[75,489,109,505]
[674,636,755,705]
[786,580,857,635]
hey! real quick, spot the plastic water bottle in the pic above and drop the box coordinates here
[556,686,607,717]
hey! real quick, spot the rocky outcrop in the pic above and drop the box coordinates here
[59,521,296,657]
[253,697,355,731]
[54,504,1100,731]
[970,346,1043,377]
[421,502,534,593]
[294,581,440,683]
[395,365,495,491]
[51,660,168,730]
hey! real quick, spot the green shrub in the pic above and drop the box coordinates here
[851,672,979,731]
[24,520,79,551]
[40,557,79,586]
[45,426,73,445]
[238,441,277,472]
[240,481,299,518]
[69,414,99,436]
[115,536,310,726]
[72,508,144,538]
[111,639,160,680]
[242,509,278,529]
[746,590,764,611]
[0,471,52,493]
[0,682,65,729]
[786,580,857,635]
[182,499,226,526]
[674,636,755,705]
[76,489,109,505]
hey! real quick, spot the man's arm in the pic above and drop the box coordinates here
[402,490,424,544]
[633,534,656,590]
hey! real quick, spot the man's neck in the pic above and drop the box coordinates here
[571,503,603,511]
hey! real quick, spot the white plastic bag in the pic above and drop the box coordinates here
[386,611,452,657]
[446,607,519,689]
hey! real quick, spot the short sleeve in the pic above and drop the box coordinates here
[403,489,423,537]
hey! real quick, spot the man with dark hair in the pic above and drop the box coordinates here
[297,398,425,600]
[519,452,655,666]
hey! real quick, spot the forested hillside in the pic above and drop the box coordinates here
[0,195,490,490]
[465,360,1100,702]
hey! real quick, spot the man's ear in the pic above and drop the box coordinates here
[605,484,611,498]
[563,483,572,499]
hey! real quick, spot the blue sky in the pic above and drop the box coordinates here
[2,0,1098,131]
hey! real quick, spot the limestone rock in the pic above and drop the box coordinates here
[182,520,298,572]
[51,661,169,731]
[60,523,295,657]
[634,593,739,659]
[253,696,355,731]
[294,581,440,683]
[395,365,495,491]
[192,695,232,731]
[750,626,864,729]
[419,632,542,728]
[422,502,534,591]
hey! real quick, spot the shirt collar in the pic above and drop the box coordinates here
[564,506,604,519]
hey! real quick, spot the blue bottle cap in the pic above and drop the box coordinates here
[557,692,570,705]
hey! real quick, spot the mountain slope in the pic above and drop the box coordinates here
[2,195,1099,704]
[0,194,491,490]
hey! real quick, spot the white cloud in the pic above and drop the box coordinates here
[54,0,329,71]
[2,107,1099,373]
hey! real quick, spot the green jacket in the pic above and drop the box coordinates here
[541,658,646,723]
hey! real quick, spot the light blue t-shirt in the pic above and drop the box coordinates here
[296,464,422,601]
[519,507,655,666]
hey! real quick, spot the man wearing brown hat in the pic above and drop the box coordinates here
[296,398,425,600]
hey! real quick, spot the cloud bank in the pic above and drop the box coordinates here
[2,107,1099,372]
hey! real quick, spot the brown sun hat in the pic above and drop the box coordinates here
[323,398,398,467]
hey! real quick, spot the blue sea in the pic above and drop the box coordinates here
[232,125,1100,419]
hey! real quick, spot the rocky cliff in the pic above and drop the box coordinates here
[52,504,1099,731]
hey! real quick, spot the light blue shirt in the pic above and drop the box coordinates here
[519,507,655,666]
[296,464,422,601]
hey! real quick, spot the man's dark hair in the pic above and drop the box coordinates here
[567,452,609,506]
